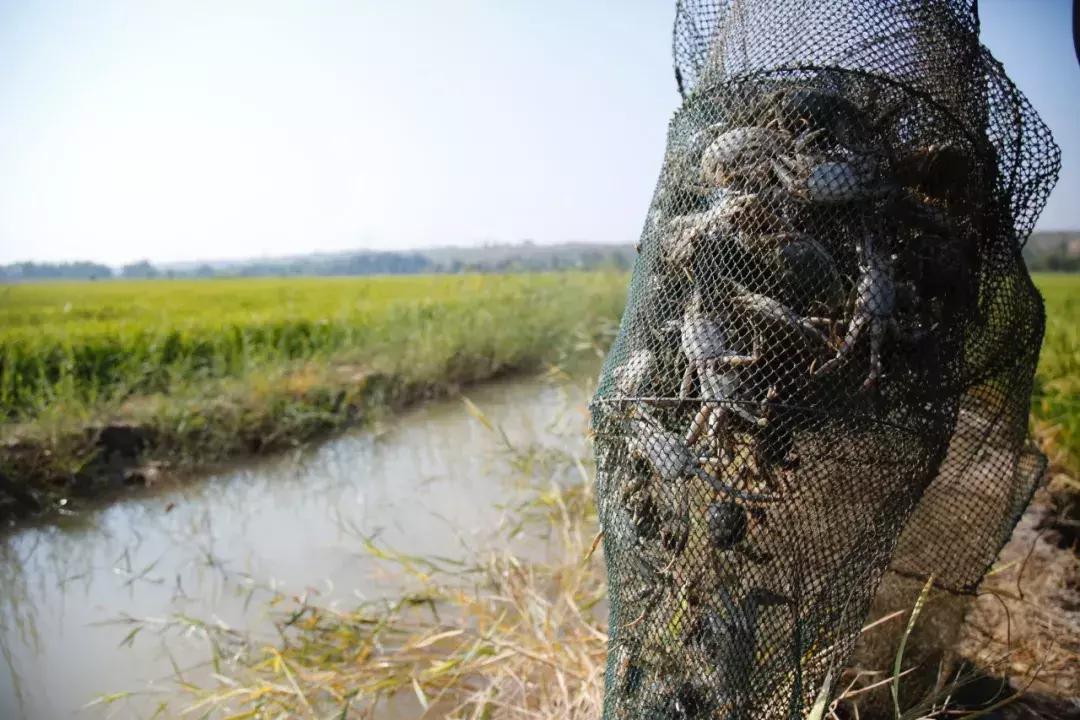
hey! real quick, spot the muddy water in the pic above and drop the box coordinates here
[0,370,595,719]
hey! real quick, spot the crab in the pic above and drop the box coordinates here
[728,290,832,350]
[678,287,829,414]
[713,188,789,236]
[772,151,891,204]
[687,585,793,717]
[620,457,689,556]
[894,142,973,201]
[621,406,777,563]
[660,204,734,271]
[678,286,831,451]
[700,126,789,189]
[707,500,748,550]
[676,290,764,447]
[612,348,655,398]
[698,111,891,207]
[729,231,842,305]
[706,500,772,563]
[662,190,789,272]
[618,523,683,628]
[771,233,844,307]
[626,406,778,504]
[700,122,850,203]
[678,290,760,397]
[758,81,907,155]
[812,235,898,389]
[757,85,865,137]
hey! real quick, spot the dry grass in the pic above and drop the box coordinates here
[125,474,611,719]
[92,390,1078,720]
[955,474,1080,698]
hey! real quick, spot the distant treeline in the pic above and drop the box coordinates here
[1,242,635,282]
[1024,231,1080,272]
[6,230,1077,283]
[1,261,115,281]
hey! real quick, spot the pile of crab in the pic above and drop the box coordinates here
[596,70,988,718]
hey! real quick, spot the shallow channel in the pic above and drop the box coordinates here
[0,369,596,719]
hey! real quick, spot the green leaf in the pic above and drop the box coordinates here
[892,574,935,720]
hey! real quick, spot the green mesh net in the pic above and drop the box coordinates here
[590,1,1060,717]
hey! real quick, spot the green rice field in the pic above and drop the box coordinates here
[0,272,627,514]
[0,270,1075,517]
[0,273,626,422]
[1031,273,1080,473]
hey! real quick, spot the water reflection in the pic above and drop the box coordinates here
[0,370,594,719]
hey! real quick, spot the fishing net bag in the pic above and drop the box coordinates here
[590,1,1060,717]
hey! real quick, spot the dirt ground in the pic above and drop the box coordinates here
[842,467,1080,718]
[957,471,1080,698]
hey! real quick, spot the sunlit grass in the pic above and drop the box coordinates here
[0,273,627,507]
[1031,273,1080,474]
[0,273,627,422]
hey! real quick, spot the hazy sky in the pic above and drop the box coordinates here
[0,0,1076,265]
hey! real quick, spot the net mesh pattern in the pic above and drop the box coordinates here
[590,1,1060,717]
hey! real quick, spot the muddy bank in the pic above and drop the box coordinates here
[0,360,554,526]
[957,471,1080,698]
[845,467,1080,718]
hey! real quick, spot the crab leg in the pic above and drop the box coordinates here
[691,463,780,503]
[812,313,870,377]
[862,319,888,390]
[706,350,759,369]
[680,365,696,399]
[812,236,896,386]
[686,339,764,444]
[686,403,714,446]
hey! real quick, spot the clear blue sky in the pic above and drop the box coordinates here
[0,0,1076,265]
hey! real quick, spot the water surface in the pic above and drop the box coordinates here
[0,370,594,719]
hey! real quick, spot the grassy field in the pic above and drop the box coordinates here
[0,271,1075,521]
[1030,273,1080,474]
[0,273,628,517]
[0,274,626,421]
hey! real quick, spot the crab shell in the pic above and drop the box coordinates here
[714,189,789,235]
[614,349,656,397]
[765,86,863,132]
[773,236,843,306]
[680,306,731,365]
[895,143,973,200]
[661,206,728,268]
[853,248,896,319]
[707,501,750,550]
[661,192,784,268]
[729,291,831,351]
[773,155,884,204]
[701,126,787,188]
[698,365,740,403]
[627,419,694,482]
